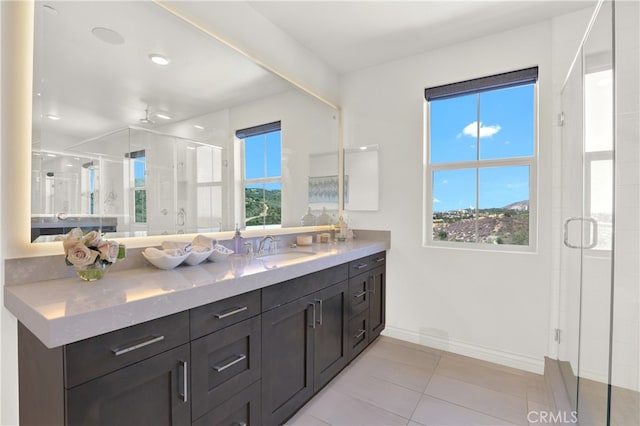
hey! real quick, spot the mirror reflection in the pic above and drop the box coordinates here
[31,1,339,242]
[344,145,379,211]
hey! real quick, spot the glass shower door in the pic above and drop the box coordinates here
[559,1,615,424]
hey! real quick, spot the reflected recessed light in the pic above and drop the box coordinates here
[46,153,57,158]
[66,164,74,167]
[359,146,368,150]
[149,54,170,66]
[155,112,171,120]
[46,114,61,121]
[193,124,205,130]
[187,146,196,150]
[92,27,125,45]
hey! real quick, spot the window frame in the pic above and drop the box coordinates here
[237,121,282,229]
[423,69,539,252]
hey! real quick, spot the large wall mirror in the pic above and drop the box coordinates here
[31,1,340,242]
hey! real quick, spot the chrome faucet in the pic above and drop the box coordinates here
[257,235,278,255]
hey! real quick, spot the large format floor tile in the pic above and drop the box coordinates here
[286,336,552,426]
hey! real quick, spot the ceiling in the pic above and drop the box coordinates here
[247,1,595,74]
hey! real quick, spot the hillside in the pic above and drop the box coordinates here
[433,201,529,245]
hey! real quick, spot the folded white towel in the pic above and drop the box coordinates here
[213,244,234,255]
[161,241,193,255]
[144,247,185,258]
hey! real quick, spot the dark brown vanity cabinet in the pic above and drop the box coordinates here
[261,265,349,425]
[18,311,192,426]
[17,252,385,426]
[347,252,386,360]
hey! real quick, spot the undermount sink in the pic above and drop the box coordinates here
[257,251,316,266]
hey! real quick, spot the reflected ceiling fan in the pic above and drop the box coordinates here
[139,106,155,125]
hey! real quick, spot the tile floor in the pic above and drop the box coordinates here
[285,336,552,426]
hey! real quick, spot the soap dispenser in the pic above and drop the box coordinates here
[232,224,244,254]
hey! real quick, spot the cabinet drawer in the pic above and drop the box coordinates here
[348,309,369,361]
[348,273,369,317]
[191,290,261,339]
[348,252,386,277]
[65,311,189,388]
[191,316,261,420]
[262,263,348,311]
[193,380,261,426]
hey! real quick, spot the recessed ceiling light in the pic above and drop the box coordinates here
[149,54,170,66]
[187,146,196,150]
[359,146,368,150]
[193,124,205,130]
[92,27,125,45]
[46,153,57,158]
[155,112,171,120]
[46,114,61,121]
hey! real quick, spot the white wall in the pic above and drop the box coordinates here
[340,21,561,373]
[612,0,640,392]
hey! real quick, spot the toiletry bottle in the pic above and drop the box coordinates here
[232,224,244,254]
[337,216,347,241]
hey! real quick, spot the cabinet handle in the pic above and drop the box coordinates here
[354,329,366,340]
[214,306,248,319]
[212,354,247,372]
[111,335,165,356]
[374,257,385,263]
[178,360,188,402]
[353,290,367,299]
[315,298,323,325]
[354,263,368,270]
[308,303,316,329]
[232,423,247,426]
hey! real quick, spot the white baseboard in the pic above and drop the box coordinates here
[383,326,545,375]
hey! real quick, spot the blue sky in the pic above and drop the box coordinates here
[430,84,534,212]
[244,130,282,182]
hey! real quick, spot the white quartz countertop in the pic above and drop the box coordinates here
[4,239,388,348]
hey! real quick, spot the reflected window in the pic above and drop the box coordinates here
[237,121,282,228]
[126,150,147,223]
[425,67,537,248]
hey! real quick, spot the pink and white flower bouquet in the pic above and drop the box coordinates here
[57,228,125,280]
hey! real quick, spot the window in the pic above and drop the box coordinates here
[126,150,147,223]
[237,121,282,228]
[424,67,537,248]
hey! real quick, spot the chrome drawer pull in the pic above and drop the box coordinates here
[178,360,188,402]
[214,306,248,319]
[353,290,367,299]
[374,257,385,263]
[212,354,247,372]
[232,422,247,426]
[111,335,165,356]
[354,329,366,340]
[354,263,368,270]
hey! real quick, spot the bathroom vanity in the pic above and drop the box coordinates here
[5,239,387,425]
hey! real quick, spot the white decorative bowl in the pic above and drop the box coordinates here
[142,250,188,270]
[184,249,213,266]
[208,245,234,262]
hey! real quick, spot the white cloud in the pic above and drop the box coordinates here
[442,180,448,184]
[433,198,441,203]
[459,121,501,138]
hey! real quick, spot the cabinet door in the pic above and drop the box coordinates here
[368,265,386,340]
[313,280,348,392]
[66,344,191,426]
[261,295,315,425]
